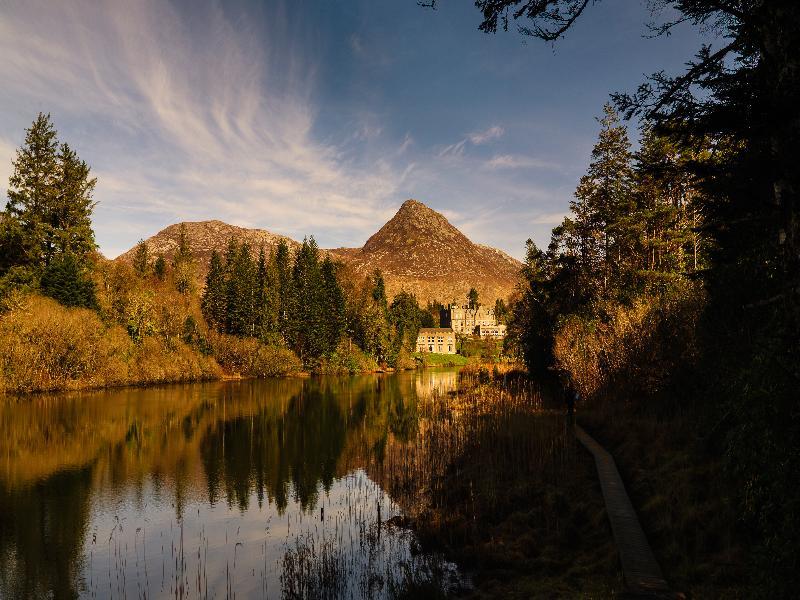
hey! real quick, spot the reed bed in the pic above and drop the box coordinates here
[371,371,621,596]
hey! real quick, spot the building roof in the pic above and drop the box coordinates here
[417,327,454,334]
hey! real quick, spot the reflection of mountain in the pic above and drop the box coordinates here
[0,371,460,598]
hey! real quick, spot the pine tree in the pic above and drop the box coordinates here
[254,247,280,341]
[357,270,390,363]
[634,126,704,282]
[320,256,345,354]
[254,247,268,337]
[132,240,150,277]
[224,242,257,336]
[569,104,635,299]
[467,288,479,310]
[201,250,226,331]
[50,142,96,260]
[153,255,166,281]
[172,224,194,294]
[5,113,59,270]
[494,298,509,324]
[274,240,293,340]
[287,237,332,361]
[389,291,424,356]
[371,269,387,310]
[40,253,97,309]
[4,114,96,271]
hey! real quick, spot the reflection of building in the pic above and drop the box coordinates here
[441,304,506,338]
[416,328,456,354]
[413,369,459,399]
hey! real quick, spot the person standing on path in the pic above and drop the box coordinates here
[565,380,579,426]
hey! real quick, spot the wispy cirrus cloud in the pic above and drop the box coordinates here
[438,124,505,158]
[0,0,408,256]
[485,154,560,170]
[468,125,504,145]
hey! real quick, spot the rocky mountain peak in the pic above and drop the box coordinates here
[362,199,467,254]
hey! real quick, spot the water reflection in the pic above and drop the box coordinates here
[0,370,460,598]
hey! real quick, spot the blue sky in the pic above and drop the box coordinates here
[0,0,712,259]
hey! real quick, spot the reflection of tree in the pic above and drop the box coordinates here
[0,369,460,597]
[0,467,93,600]
[201,385,348,512]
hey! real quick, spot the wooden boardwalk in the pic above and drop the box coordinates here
[575,425,673,598]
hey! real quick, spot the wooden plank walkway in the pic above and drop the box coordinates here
[575,425,673,598]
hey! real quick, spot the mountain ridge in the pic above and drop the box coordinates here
[117,200,522,304]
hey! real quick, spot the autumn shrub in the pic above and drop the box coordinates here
[312,342,379,375]
[126,335,222,385]
[208,331,301,377]
[552,283,705,406]
[392,348,416,371]
[0,294,221,393]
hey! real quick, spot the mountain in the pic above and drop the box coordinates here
[117,200,522,304]
[116,220,300,267]
[328,200,522,304]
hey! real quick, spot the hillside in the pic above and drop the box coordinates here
[328,200,522,304]
[117,200,522,304]
[116,220,300,269]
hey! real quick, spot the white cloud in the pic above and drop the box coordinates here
[468,125,504,145]
[485,154,560,170]
[438,124,505,159]
[0,0,408,257]
[437,139,467,158]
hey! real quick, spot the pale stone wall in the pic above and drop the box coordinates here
[475,324,507,339]
[416,328,456,354]
[442,304,505,336]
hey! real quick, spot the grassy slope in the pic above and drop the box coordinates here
[413,353,470,367]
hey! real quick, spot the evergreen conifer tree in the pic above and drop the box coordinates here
[569,104,635,299]
[389,291,424,356]
[50,142,96,260]
[289,237,325,361]
[172,224,195,294]
[371,269,387,310]
[201,250,227,331]
[224,242,257,336]
[274,240,292,340]
[40,253,97,309]
[132,240,150,277]
[153,255,166,281]
[3,113,96,276]
[320,256,345,354]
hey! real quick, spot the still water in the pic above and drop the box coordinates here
[0,370,461,599]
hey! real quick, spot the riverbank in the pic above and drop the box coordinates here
[0,294,503,395]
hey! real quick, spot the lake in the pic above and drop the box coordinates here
[0,370,464,599]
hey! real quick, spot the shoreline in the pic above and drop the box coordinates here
[0,361,486,398]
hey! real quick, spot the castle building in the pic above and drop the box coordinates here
[416,328,456,354]
[441,304,506,338]
[475,324,507,338]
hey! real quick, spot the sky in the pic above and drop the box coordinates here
[0,0,712,259]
